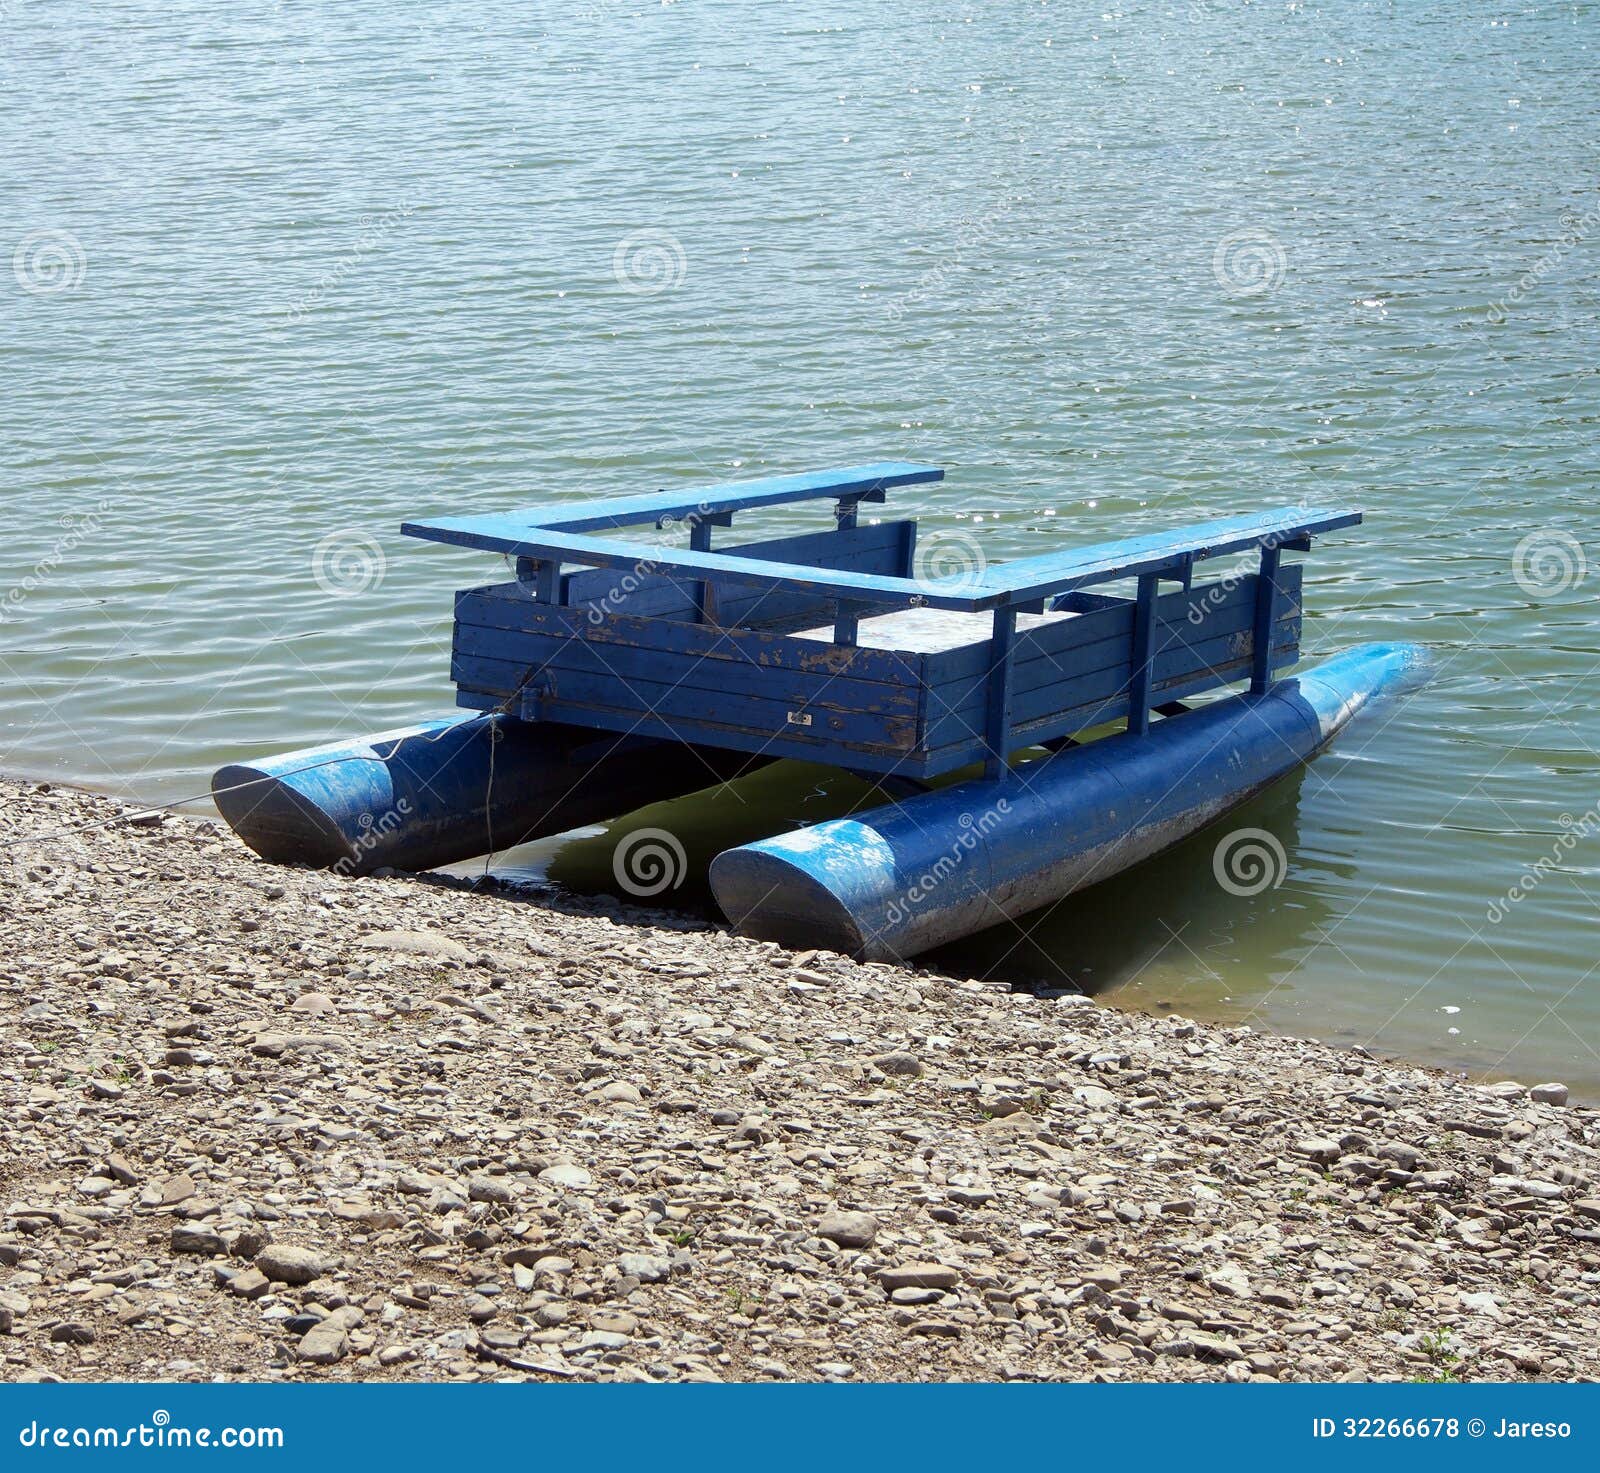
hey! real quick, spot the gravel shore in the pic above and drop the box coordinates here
[3,776,1599,1384]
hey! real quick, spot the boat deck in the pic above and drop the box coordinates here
[403,464,1359,781]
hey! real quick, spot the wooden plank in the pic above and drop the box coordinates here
[404,462,943,536]
[451,651,920,752]
[561,521,916,627]
[409,500,1356,615]
[451,623,919,716]
[922,610,1300,752]
[972,506,1359,607]
[925,567,1302,687]
[455,586,925,686]
[924,636,1302,772]
[454,699,942,777]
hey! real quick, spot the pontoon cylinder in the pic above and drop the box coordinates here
[709,642,1427,961]
[213,714,759,874]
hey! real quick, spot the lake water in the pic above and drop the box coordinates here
[4,2,1598,1093]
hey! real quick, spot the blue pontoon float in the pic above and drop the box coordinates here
[212,462,1425,960]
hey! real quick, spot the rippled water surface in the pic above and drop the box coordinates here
[3,2,1599,1091]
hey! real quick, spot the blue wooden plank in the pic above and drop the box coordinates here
[406,462,943,536]
[1127,572,1160,737]
[921,614,1305,751]
[1250,543,1282,694]
[452,651,920,751]
[455,587,926,685]
[451,623,919,716]
[983,608,1017,782]
[973,506,1360,606]
[925,628,1302,772]
[408,501,1358,615]
[562,521,917,626]
[924,566,1302,686]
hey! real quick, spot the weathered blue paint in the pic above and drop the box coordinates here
[211,715,760,875]
[707,642,1429,961]
[403,465,1359,616]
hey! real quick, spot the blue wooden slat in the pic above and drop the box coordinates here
[409,499,1359,614]
[456,588,925,685]
[406,462,943,536]
[972,506,1360,607]
[1127,573,1160,736]
[451,624,919,716]
[926,617,1301,754]
[1251,542,1283,694]
[452,651,919,752]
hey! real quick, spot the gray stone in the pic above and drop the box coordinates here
[296,1322,348,1364]
[468,1175,514,1204]
[1529,1082,1569,1106]
[357,929,473,962]
[171,1225,226,1256]
[817,1210,879,1249]
[538,1163,592,1190]
[227,1268,271,1300]
[617,1253,671,1283]
[878,1262,960,1293]
[872,1051,923,1077]
[256,1244,329,1285]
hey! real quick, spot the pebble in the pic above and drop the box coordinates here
[3,775,1598,1387]
[816,1210,879,1249]
[255,1245,329,1286]
[878,1262,960,1293]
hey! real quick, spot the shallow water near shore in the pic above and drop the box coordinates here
[3,2,1598,1093]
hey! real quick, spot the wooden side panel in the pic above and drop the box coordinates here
[561,521,915,629]
[452,588,926,762]
[922,569,1303,766]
